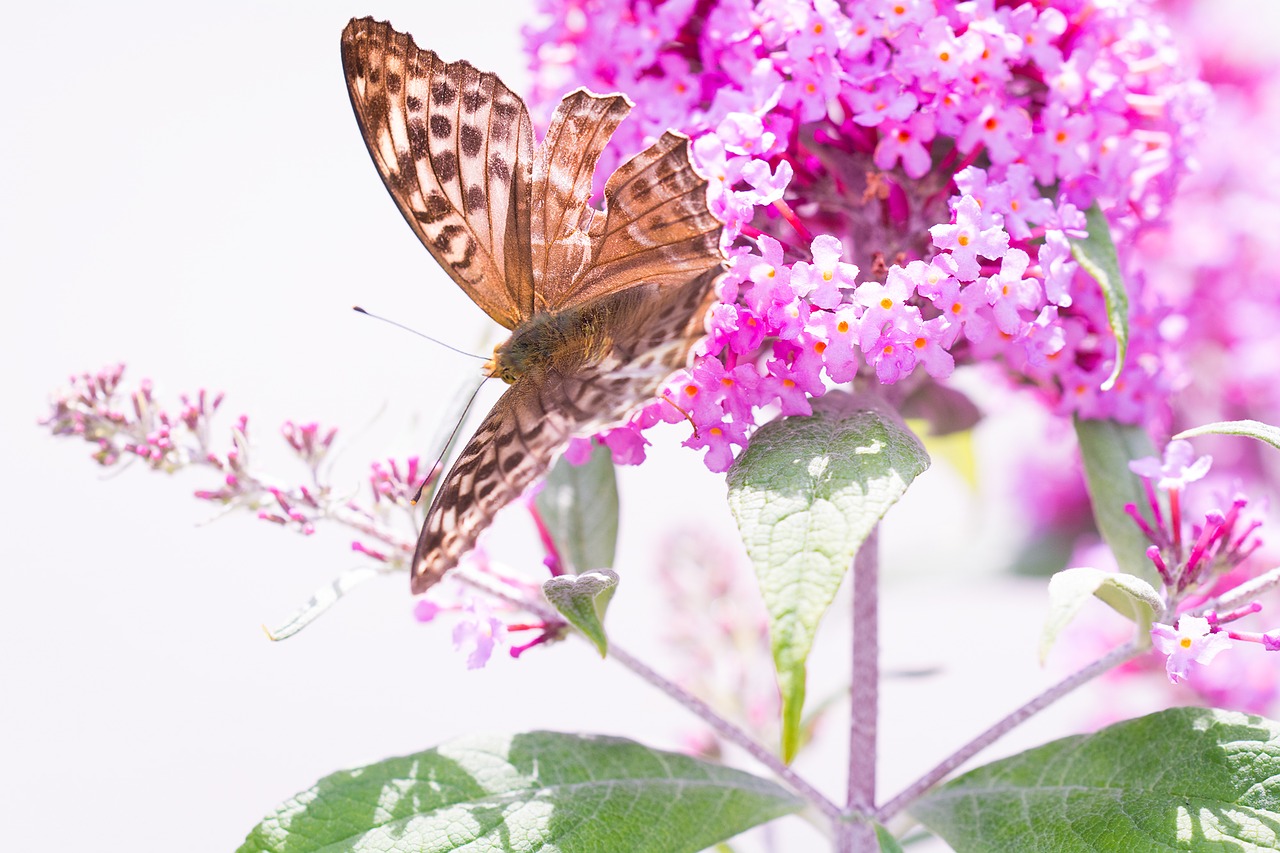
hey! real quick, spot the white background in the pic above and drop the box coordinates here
[4,2,1278,850]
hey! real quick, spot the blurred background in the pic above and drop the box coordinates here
[5,2,1280,850]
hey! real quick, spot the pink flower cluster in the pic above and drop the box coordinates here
[1126,441,1280,686]
[42,364,225,470]
[44,366,401,544]
[43,366,569,664]
[1133,4,1280,462]
[524,0,1209,470]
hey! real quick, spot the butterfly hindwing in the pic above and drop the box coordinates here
[341,17,534,329]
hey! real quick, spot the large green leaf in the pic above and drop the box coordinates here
[727,393,930,762]
[1069,203,1129,391]
[535,441,619,574]
[911,707,1280,852]
[239,731,803,853]
[1074,417,1160,585]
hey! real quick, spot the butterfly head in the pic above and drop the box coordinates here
[483,346,520,385]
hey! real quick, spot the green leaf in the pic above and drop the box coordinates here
[911,707,1280,852]
[238,731,803,853]
[727,393,930,762]
[543,569,618,656]
[875,823,906,852]
[1039,567,1162,663]
[535,441,619,574]
[1175,419,1280,452]
[1074,417,1160,585]
[1069,204,1129,391]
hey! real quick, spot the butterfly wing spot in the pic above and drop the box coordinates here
[434,224,464,253]
[429,114,451,138]
[431,80,456,105]
[433,151,459,183]
[431,225,477,270]
[500,450,524,473]
[490,100,521,142]
[489,154,512,185]
[629,179,655,201]
[407,118,429,151]
[414,193,452,224]
[460,125,484,157]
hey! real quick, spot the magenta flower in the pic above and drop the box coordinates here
[539,0,1206,474]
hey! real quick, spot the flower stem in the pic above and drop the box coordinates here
[875,640,1144,821]
[839,526,881,851]
[848,526,879,812]
[608,642,843,823]
[1200,564,1280,615]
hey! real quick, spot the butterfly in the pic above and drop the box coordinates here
[340,18,726,594]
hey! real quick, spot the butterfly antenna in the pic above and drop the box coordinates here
[352,306,488,362]
[412,374,489,506]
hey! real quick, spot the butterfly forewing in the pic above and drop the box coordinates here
[529,89,633,309]
[341,18,534,329]
[412,268,721,593]
[341,18,726,593]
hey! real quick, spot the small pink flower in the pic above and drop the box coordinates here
[452,602,507,670]
[1130,440,1212,490]
[930,195,1011,282]
[1151,616,1232,684]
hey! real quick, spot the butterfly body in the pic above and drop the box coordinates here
[486,304,615,384]
[341,18,725,593]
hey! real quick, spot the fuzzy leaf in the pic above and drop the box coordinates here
[727,393,929,762]
[535,441,619,574]
[1069,204,1129,391]
[1039,567,1162,663]
[238,731,803,853]
[1074,417,1160,585]
[544,569,618,656]
[911,707,1280,852]
[1176,419,1280,452]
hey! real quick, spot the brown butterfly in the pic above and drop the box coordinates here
[340,18,725,594]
